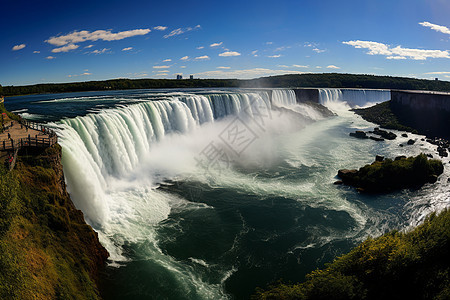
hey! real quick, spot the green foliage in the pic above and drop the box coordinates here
[0,164,20,233]
[353,101,416,133]
[0,144,108,299]
[254,209,450,300]
[3,73,450,96]
[2,78,240,96]
[340,154,444,193]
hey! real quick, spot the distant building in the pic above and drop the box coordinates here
[176,75,183,80]
[190,75,194,80]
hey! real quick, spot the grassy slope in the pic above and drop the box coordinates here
[0,145,108,299]
[253,209,450,300]
[352,101,416,133]
[353,100,450,139]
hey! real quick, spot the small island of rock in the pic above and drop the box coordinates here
[336,154,444,193]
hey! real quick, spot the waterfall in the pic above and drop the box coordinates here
[57,91,274,225]
[271,89,297,107]
[319,88,390,108]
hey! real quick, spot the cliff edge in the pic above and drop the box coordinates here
[0,144,108,299]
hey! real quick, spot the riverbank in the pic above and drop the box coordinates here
[353,100,450,139]
[0,144,108,298]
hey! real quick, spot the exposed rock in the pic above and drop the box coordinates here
[333,180,343,185]
[395,155,407,161]
[407,139,416,145]
[373,127,397,140]
[349,131,368,139]
[370,136,384,142]
[338,169,358,178]
[438,146,448,157]
[375,155,384,162]
[402,133,408,137]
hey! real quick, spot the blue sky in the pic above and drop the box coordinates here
[1,0,449,86]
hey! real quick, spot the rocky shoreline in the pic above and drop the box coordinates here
[349,127,449,158]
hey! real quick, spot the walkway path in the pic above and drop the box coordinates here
[0,119,57,169]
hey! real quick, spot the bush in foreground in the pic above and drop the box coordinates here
[253,209,450,299]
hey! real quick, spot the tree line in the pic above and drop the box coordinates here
[1,73,450,96]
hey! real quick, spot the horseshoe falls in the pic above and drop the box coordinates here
[7,88,449,299]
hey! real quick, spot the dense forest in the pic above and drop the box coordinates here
[2,73,450,96]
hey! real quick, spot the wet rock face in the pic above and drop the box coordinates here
[373,127,397,140]
[349,131,368,139]
[349,128,397,142]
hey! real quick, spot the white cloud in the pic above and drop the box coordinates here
[153,26,168,31]
[326,65,340,69]
[153,65,171,69]
[195,55,210,60]
[163,25,201,38]
[293,64,308,68]
[180,56,189,61]
[197,46,204,49]
[67,72,92,78]
[343,40,450,60]
[217,66,231,69]
[33,51,40,54]
[386,56,406,60]
[251,50,258,55]
[91,48,110,54]
[85,45,94,49]
[210,42,223,47]
[268,54,281,58]
[313,48,325,53]
[157,70,170,73]
[162,58,172,62]
[122,47,133,51]
[419,21,450,35]
[52,44,79,53]
[266,42,273,45]
[278,65,289,68]
[46,56,55,60]
[195,68,304,79]
[12,44,26,51]
[275,46,291,52]
[46,29,151,46]
[424,71,450,74]
[316,66,322,69]
[219,51,241,57]
[180,66,186,68]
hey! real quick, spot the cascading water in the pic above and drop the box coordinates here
[271,89,297,107]
[7,88,448,299]
[319,88,391,110]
